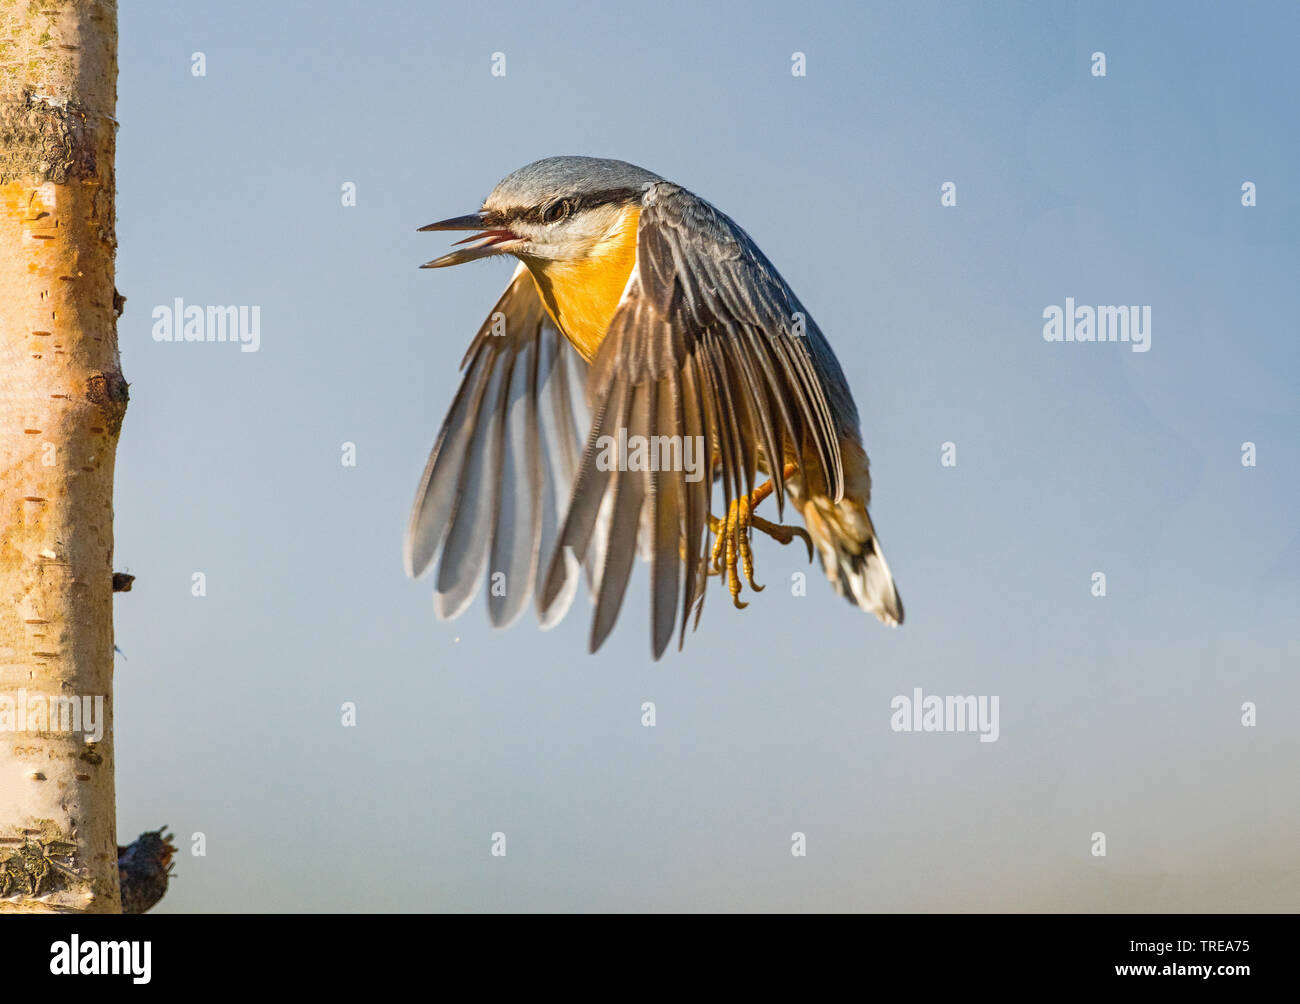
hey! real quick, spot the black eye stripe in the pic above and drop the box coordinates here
[492,186,643,227]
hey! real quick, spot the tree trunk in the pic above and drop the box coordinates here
[0,0,123,913]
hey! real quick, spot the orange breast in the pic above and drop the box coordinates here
[526,207,640,362]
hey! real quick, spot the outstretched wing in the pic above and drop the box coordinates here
[539,182,853,659]
[405,263,588,628]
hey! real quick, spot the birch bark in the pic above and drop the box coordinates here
[0,0,123,914]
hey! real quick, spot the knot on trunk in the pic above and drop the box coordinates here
[86,370,129,435]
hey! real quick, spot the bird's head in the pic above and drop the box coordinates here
[419,156,661,269]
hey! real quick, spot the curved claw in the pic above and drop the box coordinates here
[750,515,815,563]
[793,526,814,563]
[705,463,808,611]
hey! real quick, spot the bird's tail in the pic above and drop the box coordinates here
[797,439,903,625]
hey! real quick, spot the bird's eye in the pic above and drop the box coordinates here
[542,198,574,225]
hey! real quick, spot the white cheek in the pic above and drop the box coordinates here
[523,209,622,260]
[570,209,622,246]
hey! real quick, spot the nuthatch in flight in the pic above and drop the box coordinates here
[406,156,903,659]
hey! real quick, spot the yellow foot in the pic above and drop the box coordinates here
[706,463,813,609]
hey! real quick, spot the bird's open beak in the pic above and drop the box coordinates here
[419,212,524,268]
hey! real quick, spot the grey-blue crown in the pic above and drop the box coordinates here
[486,156,663,209]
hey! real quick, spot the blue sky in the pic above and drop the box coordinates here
[110,0,1298,910]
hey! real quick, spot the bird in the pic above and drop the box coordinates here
[405,156,903,660]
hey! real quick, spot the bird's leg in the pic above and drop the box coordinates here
[708,462,813,608]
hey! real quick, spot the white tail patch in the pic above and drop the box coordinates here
[802,496,903,626]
